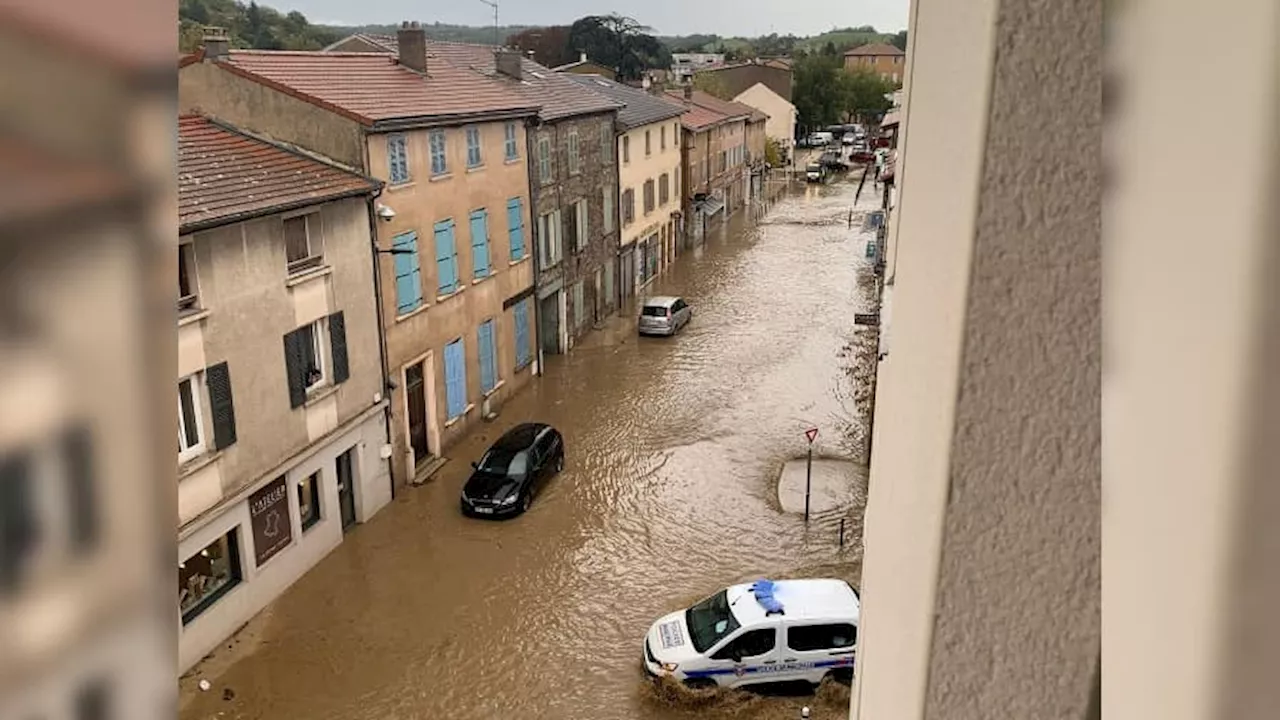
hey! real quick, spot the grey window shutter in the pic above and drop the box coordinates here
[283,329,306,408]
[62,424,98,553]
[206,362,237,449]
[329,311,349,385]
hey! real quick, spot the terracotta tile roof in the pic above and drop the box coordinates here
[560,74,686,130]
[668,89,754,122]
[663,92,731,131]
[178,115,380,232]
[844,43,905,57]
[428,42,621,121]
[218,50,540,125]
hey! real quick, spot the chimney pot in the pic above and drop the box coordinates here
[495,47,522,80]
[683,84,693,100]
[202,26,229,62]
[397,21,427,73]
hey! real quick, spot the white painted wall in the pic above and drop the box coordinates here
[733,82,797,151]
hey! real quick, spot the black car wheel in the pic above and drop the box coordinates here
[555,452,564,473]
[520,492,532,514]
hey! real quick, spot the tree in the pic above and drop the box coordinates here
[764,137,783,166]
[890,30,908,51]
[506,26,575,67]
[567,14,671,81]
[838,68,896,124]
[792,53,844,128]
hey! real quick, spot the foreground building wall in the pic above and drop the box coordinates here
[851,0,1100,717]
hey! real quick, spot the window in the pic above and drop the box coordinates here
[659,173,670,205]
[622,135,630,164]
[178,374,204,462]
[686,589,741,653]
[387,134,410,184]
[514,298,532,369]
[284,213,323,274]
[504,121,519,161]
[392,231,423,314]
[297,471,321,531]
[443,338,467,420]
[786,623,858,652]
[645,129,652,156]
[465,126,482,168]
[538,135,552,183]
[574,199,589,251]
[178,241,199,312]
[603,185,615,233]
[622,188,635,225]
[469,208,490,278]
[643,180,655,215]
[478,318,498,393]
[295,320,326,391]
[538,210,562,269]
[712,629,777,661]
[564,206,579,255]
[434,219,459,294]
[600,123,612,163]
[507,197,526,260]
[568,129,581,175]
[660,125,666,151]
[180,529,241,624]
[429,129,448,176]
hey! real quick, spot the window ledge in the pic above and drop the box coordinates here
[387,181,417,193]
[429,173,454,183]
[395,303,430,323]
[509,255,530,267]
[482,379,506,399]
[304,384,339,408]
[286,265,333,288]
[472,273,493,285]
[504,157,522,165]
[178,450,222,480]
[515,359,533,374]
[436,285,467,303]
[466,165,486,174]
[178,308,211,327]
[444,403,476,428]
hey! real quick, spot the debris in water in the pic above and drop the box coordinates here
[198,679,211,692]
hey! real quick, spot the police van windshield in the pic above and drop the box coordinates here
[685,589,741,653]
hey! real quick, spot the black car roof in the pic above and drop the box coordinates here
[493,422,548,450]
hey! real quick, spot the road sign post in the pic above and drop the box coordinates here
[804,428,819,521]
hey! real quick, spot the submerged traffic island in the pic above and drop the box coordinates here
[776,458,861,516]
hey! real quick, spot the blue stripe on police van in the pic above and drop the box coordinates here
[682,657,854,679]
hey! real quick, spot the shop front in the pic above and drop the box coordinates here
[178,410,388,672]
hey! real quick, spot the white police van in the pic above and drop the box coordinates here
[642,578,859,689]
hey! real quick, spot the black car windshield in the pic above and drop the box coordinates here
[477,449,529,477]
[685,589,741,653]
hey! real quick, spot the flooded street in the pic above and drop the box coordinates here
[180,176,882,720]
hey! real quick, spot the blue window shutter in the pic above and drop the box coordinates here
[445,339,467,419]
[435,220,456,294]
[507,197,524,259]
[514,299,530,367]
[478,320,496,392]
[470,210,490,278]
[393,231,422,313]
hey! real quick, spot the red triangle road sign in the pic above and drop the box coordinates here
[805,428,819,443]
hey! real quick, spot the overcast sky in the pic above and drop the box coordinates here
[274,0,909,38]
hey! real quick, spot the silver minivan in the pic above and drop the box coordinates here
[638,296,692,336]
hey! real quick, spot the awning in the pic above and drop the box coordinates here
[880,110,900,128]
[698,195,726,217]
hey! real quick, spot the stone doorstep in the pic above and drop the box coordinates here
[411,456,449,486]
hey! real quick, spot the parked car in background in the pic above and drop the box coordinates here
[460,423,564,518]
[642,578,861,689]
[638,296,692,336]
[805,162,826,183]
[841,133,857,146]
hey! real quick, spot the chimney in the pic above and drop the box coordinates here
[683,84,693,101]
[202,26,229,62]
[397,21,427,73]
[579,51,588,63]
[495,47,522,80]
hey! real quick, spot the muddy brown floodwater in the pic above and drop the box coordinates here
[180,177,883,720]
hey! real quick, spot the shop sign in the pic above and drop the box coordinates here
[249,476,292,567]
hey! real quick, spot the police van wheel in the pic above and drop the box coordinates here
[683,678,717,691]
[827,668,854,686]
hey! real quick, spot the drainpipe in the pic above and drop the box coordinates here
[524,115,545,376]
[365,189,396,500]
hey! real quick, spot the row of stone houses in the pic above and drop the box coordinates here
[174,22,767,671]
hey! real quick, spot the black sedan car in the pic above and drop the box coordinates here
[460,423,564,518]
